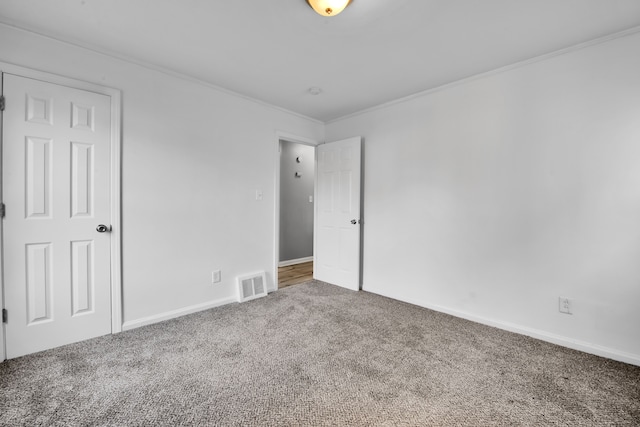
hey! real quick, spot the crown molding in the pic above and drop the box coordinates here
[0,20,324,125]
[327,25,640,125]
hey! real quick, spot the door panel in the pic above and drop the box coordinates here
[71,240,95,315]
[314,137,362,290]
[71,142,94,217]
[2,73,112,358]
[25,136,53,218]
[25,242,53,324]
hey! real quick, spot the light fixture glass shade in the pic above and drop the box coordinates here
[306,0,351,17]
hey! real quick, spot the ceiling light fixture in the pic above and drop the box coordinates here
[306,0,352,17]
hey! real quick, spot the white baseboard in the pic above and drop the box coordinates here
[366,287,640,367]
[121,296,237,331]
[278,256,313,267]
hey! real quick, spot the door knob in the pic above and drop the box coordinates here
[351,219,357,224]
[96,224,111,233]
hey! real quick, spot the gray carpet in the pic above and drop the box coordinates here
[1,280,639,426]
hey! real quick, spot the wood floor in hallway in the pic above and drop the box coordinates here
[278,261,313,288]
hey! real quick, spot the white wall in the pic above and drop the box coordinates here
[326,31,640,364]
[0,24,324,325]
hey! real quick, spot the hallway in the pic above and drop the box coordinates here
[278,261,313,288]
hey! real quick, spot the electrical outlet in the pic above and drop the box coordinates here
[559,297,573,315]
[212,270,222,284]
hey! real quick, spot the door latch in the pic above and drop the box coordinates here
[96,224,112,233]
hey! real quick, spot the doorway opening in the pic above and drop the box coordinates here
[277,139,315,288]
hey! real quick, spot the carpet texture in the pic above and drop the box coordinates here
[1,280,639,426]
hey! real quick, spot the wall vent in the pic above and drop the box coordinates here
[237,271,268,303]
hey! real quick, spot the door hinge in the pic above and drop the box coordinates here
[0,202,4,218]
[0,95,4,111]
[2,309,7,324]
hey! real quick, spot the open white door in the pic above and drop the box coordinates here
[2,73,113,358]
[314,136,362,291]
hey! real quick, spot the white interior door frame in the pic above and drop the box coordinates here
[0,62,122,360]
[272,131,320,292]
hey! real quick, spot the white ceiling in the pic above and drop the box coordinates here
[1,0,640,122]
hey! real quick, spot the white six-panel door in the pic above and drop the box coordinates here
[314,137,362,290]
[2,73,112,358]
